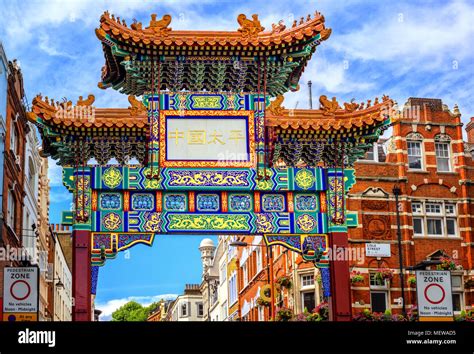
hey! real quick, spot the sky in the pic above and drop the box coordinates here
[0,0,473,320]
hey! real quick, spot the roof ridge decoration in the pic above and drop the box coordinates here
[77,94,95,107]
[96,10,330,45]
[95,10,332,95]
[128,95,147,115]
[266,94,393,131]
[28,93,147,129]
[237,14,265,39]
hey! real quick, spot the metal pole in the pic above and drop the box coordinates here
[307,80,313,109]
[394,189,406,315]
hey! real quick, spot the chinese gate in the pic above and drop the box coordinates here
[28,10,392,321]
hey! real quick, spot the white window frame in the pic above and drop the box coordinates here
[181,303,187,317]
[7,190,15,228]
[242,262,248,287]
[258,304,265,321]
[256,247,262,272]
[411,201,458,237]
[10,119,17,154]
[197,303,204,317]
[407,140,423,170]
[435,142,451,172]
[451,275,464,314]
[369,272,389,312]
[229,272,237,306]
[301,274,314,288]
[370,291,389,313]
[300,290,316,313]
[220,263,226,283]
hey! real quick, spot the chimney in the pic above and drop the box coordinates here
[467,117,474,144]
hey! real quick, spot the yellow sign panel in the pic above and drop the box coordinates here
[3,313,38,321]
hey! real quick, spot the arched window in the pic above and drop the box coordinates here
[28,157,36,193]
[406,132,424,170]
[434,134,452,172]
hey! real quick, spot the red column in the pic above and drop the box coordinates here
[329,232,352,321]
[72,230,91,321]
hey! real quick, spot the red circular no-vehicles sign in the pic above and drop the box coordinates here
[10,280,31,301]
[424,283,445,304]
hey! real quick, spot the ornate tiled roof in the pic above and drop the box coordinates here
[95,11,331,95]
[267,94,393,132]
[28,94,147,129]
[96,11,331,47]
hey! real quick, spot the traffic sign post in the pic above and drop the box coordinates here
[2,267,39,322]
[415,270,454,321]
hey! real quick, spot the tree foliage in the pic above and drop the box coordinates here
[111,301,161,322]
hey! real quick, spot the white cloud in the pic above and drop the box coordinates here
[38,33,76,58]
[96,294,178,321]
[47,157,63,186]
[330,0,474,66]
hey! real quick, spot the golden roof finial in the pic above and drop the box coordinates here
[128,95,147,115]
[237,14,265,38]
[343,99,359,113]
[319,95,340,114]
[147,14,172,34]
[268,95,285,115]
[77,94,95,107]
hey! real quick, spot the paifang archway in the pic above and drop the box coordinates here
[27,10,393,321]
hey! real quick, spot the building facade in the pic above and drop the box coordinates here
[0,42,8,236]
[22,122,41,262]
[347,97,473,316]
[165,284,203,322]
[223,97,474,320]
[37,157,54,321]
[52,225,72,321]
[0,58,29,319]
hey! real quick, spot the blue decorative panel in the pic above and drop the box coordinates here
[197,194,220,212]
[100,193,121,210]
[320,267,331,298]
[164,194,187,211]
[295,194,317,211]
[229,194,252,212]
[262,194,285,212]
[91,266,99,295]
[131,193,154,211]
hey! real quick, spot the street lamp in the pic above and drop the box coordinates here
[393,184,406,315]
[230,240,276,319]
[54,278,64,290]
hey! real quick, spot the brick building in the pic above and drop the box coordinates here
[0,58,29,316]
[348,98,473,316]
[226,97,474,320]
[235,235,323,321]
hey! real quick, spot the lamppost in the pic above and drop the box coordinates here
[393,184,406,315]
[230,240,275,319]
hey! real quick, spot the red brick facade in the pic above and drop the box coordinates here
[348,98,474,316]
[233,98,474,320]
[0,61,29,311]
